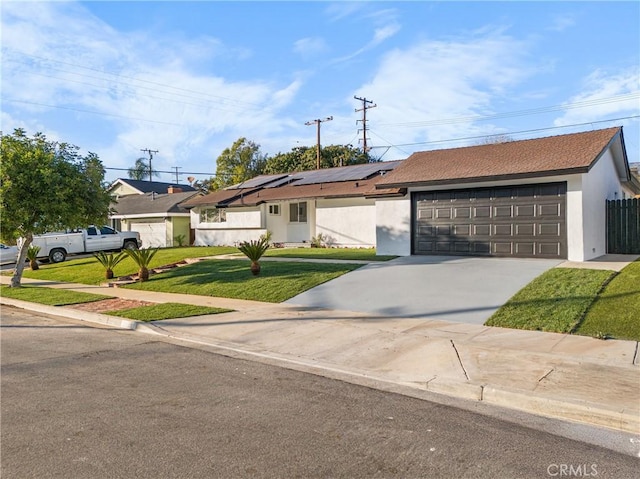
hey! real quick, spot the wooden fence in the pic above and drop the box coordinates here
[606,198,640,254]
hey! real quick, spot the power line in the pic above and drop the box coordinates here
[379,93,640,128]
[368,115,640,150]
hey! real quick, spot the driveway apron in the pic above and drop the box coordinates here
[285,255,562,325]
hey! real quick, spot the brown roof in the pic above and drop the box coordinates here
[376,127,622,188]
[181,161,405,208]
[225,177,403,207]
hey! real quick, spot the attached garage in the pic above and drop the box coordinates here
[129,220,167,248]
[374,127,639,261]
[412,182,567,258]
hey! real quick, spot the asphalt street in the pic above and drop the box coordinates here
[2,306,638,479]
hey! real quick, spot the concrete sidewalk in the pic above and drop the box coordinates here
[1,275,638,436]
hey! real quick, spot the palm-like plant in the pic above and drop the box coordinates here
[124,247,158,282]
[238,238,269,275]
[93,251,126,280]
[26,245,41,270]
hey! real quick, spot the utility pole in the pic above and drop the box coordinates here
[172,166,181,184]
[305,116,333,169]
[140,148,158,182]
[354,96,376,155]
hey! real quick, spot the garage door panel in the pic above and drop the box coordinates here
[413,182,566,259]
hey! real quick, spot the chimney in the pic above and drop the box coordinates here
[167,186,183,194]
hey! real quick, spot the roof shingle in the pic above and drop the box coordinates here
[376,127,622,188]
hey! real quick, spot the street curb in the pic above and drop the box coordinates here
[482,386,640,434]
[3,299,638,435]
[0,298,138,330]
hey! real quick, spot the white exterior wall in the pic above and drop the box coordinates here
[191,206,265,246]
[315,198,376,247]
[265,200,314,243]
[376,197,411,256]
[579,149,627,261]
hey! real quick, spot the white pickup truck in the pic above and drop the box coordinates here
[30,226,141,263]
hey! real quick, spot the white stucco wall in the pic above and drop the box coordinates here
[579,149,627,261]
[315,198,376,247]
[191,206,264,246]
[375,197,411,256]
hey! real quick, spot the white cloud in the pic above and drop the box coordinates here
[554,68,640,126]
[548,13,576,32]
[358,31,533,154]
[1,1,303,182]
[294,37,328,58]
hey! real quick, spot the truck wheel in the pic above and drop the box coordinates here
[49,248,67,263]
[123,241,138,251]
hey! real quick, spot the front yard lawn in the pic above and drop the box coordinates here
[485,268,614,333]
[575,260,640,340]
[264,247,397,261]
[17,246,239,285]
[123,259,362,303]
[485,261,640,341]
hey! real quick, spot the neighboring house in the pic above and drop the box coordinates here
[108,179,200,248]
[109,178,197,197]
[374,127,638,261]
[181,162,404,247]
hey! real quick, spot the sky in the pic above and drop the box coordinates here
[2,1,639,186]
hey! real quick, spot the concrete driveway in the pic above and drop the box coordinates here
[285,255,562,325]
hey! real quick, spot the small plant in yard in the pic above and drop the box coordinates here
[174,234,186,247]
[310,233,327,248]
[26,245,41,270]
[238,238,270,275]
[93,251,127,280]
[260,230,273,245]
[124,247,159,282]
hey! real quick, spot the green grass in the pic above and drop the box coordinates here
[16,246,239,285]
[123,259,362,303]
[106,302,232,322]
[0,284,112,306]
[264,247,397,261]
[485,268,615,333]
[575,260,640,340]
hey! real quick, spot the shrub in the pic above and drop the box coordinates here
[93,251,126,280]
[27,245,41,270]
[238,238,270,275]
[124,247,159,282]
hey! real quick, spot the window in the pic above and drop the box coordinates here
[268,204,280,215]
[289,202,307,223]
[200,208,226,223]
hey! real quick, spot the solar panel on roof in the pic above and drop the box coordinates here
[263,176,296,188]
[291,161,401,186]
[232,174,288,189]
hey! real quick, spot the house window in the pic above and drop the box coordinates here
[268,204,280,215]
[200,208,226,223]
[289,202,307,223]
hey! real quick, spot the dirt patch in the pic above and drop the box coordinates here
[69,298,155,313]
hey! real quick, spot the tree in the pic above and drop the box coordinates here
[128,157,158,180]
[211,138,267,190]
[263,144,376,174]
[0,129,112,287]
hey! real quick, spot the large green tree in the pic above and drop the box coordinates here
[0,129,112,287]
[212,138,267,190]
[264,144,376,174]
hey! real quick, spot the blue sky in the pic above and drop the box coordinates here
[2,1,639,185]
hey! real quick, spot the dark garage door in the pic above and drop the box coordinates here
[412,182,567,259]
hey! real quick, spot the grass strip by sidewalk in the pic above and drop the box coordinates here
[105,303,232,322]
[0,284,112,306]
[575,260,640,340]
[0,285,231,321]
[485,268,615,334]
